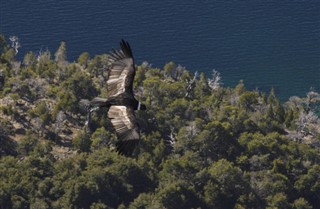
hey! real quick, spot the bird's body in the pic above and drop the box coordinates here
[81,40,145,156]
[89,95,140,110]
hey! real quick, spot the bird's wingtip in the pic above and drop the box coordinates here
[119,39,133,58]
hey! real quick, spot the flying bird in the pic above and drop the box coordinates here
[81,40,146,156]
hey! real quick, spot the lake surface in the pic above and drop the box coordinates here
[1,1,319,100]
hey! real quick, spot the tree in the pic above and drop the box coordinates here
[266,192,290,209]
[36,49,56,81]
[9,36,20,55]
[164,61,177,79]
[234,80,246,95]
[208,69,222,91]
[0,120,17,156]
[194,72,210,102]
[23,51,37,67]
[205,159,249,209]
[305,90,320,113]
[87,54,108,77]
[54,71,98,114]
[143,76,162,107]
[238,91,259,112]
[17,134,39,155]
[154,182,203,209]
[185,71,198,98]
[295,111,320,138]
[292,198,312,209]
[2,48,16,64]
[294,164,320,206]
[30,101,52,126]
[128,193,155,209]
[267,87,277,105]
[0,33,8,55]
[55,41,67,64]
[78,52,90,68]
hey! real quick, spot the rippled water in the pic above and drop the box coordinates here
[1,1,319,100]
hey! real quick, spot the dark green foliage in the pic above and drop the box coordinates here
[0,34,7,53]
[73,131,92,152]
[0,120,17,156]
[1,34,320,208]
[53,70,98,115]
[78,52,90,68]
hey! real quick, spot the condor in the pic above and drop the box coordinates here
[82,40,145,156]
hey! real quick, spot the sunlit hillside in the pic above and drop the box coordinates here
[1,34,320,209]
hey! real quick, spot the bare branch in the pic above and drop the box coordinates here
[185,71,198,98]
[9,36,21,55]
[208,69,222,91]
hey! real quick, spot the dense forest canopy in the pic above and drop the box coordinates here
[0,34,320,209]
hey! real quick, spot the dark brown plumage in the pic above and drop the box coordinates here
[107,40,135,99]
[106,40,142,156]
[81,40,144,156]
[108,105,140,155]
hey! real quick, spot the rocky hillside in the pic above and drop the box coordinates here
[1,35,320,208]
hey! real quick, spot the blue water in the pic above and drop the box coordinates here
[1,1,319,100]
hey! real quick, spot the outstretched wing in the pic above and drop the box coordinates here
[107,40,135,98]
[108,105,140,155]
